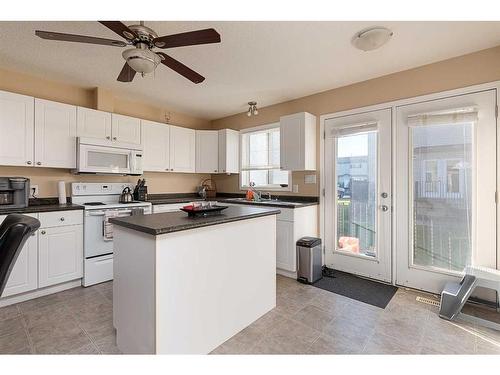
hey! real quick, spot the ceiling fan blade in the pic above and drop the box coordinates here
[153,28,220,49]
[99,21,137,41]
[157,53,205,84]
[35,30,127,47]
[117,63,136,82]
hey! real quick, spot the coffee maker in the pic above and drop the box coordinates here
[0,177,30,209]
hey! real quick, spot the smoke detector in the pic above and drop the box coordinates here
[352,27,393,51]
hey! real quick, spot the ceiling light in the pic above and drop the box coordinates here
[122,48,161,74]
[247,101,258,117]
[352,27,393,51]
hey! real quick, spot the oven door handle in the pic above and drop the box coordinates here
[88,211,106,216]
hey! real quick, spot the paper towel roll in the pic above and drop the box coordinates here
[58,181,66,205]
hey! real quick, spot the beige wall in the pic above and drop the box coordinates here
[211,45,500,196]
[0,67,211,197]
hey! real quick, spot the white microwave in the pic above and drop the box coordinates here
[75,137,143,175]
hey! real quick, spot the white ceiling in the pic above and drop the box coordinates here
[1,21,500,120]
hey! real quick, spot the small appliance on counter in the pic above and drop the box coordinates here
[133,179,148,201]
[0,177,30,209]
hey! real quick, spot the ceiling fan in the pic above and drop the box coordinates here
[35,21,221,83]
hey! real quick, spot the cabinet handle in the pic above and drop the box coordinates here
[27,161,32,165]
[106,136,111,140]
[113,137,117,140]
[60,217,65,221]
[36,161,42,166]
[170,168,174,171]
[41,230,46,235]
[214,170,218,172]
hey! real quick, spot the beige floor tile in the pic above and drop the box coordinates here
[22,303,74,329]
[373,313,425,347]
[292,305,335,332]
[266,317,321,346]
[212,325,264,354]
[0,316,25,337]
[29,320,91,354]
[17,293,66,313]
[0,305,20,322]
[364,332,419,354]
[308,333,363,354]
[69,343,100,354]
[308,292,350,316]
[419,316,476,354]
[70,301,113,325]
[248,309,286,332]
[323,316,373,348]
[0,331,31,354]
[79,317,116,342]
[249,335,312,354]
[95,334,121,354]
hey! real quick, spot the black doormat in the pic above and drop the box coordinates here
[312,269,397,309]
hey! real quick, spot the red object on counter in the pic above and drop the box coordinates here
[183,205,194,210]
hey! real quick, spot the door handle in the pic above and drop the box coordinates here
[380,205,389,212]
[381,192,388,198]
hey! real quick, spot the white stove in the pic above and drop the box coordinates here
[71,182,152,286]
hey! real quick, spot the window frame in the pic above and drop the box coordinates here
[239,122,292,192]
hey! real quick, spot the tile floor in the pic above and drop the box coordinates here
[0,275,499,354]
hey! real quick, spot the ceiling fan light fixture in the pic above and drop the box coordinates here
[122,48,161,74]
[352,26,393,51]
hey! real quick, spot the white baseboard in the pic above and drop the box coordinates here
[277,268,297,279]
[0,279,82,307]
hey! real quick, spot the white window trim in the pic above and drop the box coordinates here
[239,122,292,192]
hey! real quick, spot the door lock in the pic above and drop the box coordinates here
[381,192,388,198]
[381,205,389,212]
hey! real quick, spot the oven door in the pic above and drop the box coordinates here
[84,208,144,258]
[78,143,132,174]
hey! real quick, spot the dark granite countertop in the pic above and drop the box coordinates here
[146,193,318,209]
[109,205,280,235]
[0,198,83,215]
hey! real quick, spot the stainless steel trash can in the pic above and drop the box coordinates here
[296,237,322,284]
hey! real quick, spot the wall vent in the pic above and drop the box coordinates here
[416,296,441,307]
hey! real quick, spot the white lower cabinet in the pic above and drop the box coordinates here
[276,219,295,271]
[0,214,38,297]
[153,203,187,213]
[38,224,83,288]
[0,210,84,300]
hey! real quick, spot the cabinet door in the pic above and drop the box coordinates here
[38,225,83,288]
[142,120,170,172]
[276,220,296,272]
[76,107,112,141]
[169,125,195,173]
[34,99,77,168]
[0,214,38,298]
[111,114,142,145]
[196,130,219,173]
[0,90,34,167]
[280,114,303,171]
[218,129,239,174]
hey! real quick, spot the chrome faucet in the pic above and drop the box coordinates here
[261,192,272,201]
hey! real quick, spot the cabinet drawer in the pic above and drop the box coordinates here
[39,210,83,227]
[153,203,186,213]
[276,207,294,222]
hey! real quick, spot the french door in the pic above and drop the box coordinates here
[395,90,497,293]
[324,108,392,283]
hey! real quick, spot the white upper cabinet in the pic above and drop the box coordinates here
[169,125,196,173]
[0,90,34,167]
[196,130,219,173]
[142,120,170,172]
[111,113,142,145]
[280,112,316,171]
[76,107,112,141]
[34,99,77,169]
[218,129,239,174]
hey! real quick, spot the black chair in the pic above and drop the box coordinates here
[0,214,40,296]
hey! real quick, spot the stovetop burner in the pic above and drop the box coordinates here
[83,202,106,206]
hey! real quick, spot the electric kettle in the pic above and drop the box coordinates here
[119,187,134,203]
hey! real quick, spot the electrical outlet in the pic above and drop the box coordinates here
[30,185,39,198]
[304,174,317,184]
[293,184,299,193]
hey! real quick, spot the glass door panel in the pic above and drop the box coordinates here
[336,132,378,258]
[411,123,473,272]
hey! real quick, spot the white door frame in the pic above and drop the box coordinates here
[320,80,500,288]
[323,108,392,283]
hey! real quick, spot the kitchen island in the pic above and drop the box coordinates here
[109,205,279,354]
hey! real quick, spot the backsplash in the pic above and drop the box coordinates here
[0,166,210,198]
